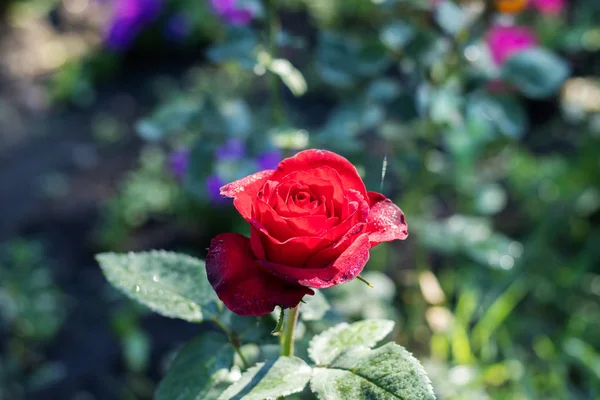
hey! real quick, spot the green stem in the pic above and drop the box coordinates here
[266,0,284,125]
[280,305,300,357]
[214,318,249,369]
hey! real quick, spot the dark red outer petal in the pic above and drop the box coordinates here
[367,191,408,247]
[205,233,313,316]
[258,233,371,289]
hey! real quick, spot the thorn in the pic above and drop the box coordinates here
[356,275,374,288]
[380,154,388,193]
[271,307,285,335]
[300,299,307,304]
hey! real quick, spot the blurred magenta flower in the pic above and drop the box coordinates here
[531,0,565,15]
[486,25,538,65]
[210,0,254,25]
[257,148,283,170]
[105,0,163,51]
[168,148,190,180]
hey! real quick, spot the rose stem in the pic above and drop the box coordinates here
[265,0,284,125]
[280,305,300,357]
[213,318,250,369]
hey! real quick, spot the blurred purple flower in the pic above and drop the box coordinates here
[164,13,192,42]
[168,148,190,180]
[210,0,254,26]
[104,0,163,51]
[216,138,246,161]
[257,148,283,170]
[531,0,565,15]
[486,25,538,66]
[206,174,229,204]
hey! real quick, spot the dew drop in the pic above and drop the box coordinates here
[135,285,140,292]
[152,275,159,282]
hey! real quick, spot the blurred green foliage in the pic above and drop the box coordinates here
[95,0,600,398]
[0,240,67,398]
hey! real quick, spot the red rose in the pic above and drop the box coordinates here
[206,149,408,316]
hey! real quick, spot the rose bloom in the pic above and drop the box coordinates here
[486,24,538,66]
[206,150,408,316]
[494,0,529,14]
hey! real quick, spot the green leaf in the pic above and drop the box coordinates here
[135,97,201,142]
[156,332,235,400]
[434,1,468,35]
[501,48,570,99]
[380,22,416,52]
[467,92,528,139]
[310,343,436,400]
[96,251,218,322]
[309,320,395,366]
[207,27,259,69]
[258,52,307,97]
[122,329,150,373]
[218,356,312,400]
[563,337,600,380]
[472,280,529,348]
[301,290,330,322]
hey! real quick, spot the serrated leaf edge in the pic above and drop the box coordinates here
[218,356,312,400]
[96,251,213,322]
[308,319,395,366]
[309,343,436,400]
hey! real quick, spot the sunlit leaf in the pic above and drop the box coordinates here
[156,332,235,400]
[310,343,436,400]
[218,357,312,400]
[96,251,218,322]
[309,319,395,365]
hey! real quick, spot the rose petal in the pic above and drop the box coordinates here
[367,191,408,246]
[206,233,313,316]
[255,198,296,241]
[259,233,371,289]
[279,169,337,203]
[271,150,367,198]
[322,189,369,242]
[220,170,275,221]
[251,219,332,267]
[285,214,329,237]
[305,222,367,268]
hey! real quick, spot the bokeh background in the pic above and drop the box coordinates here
[1,0,599,399]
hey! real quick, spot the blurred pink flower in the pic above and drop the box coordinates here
[210,0,254,25]
[486,25,538,65]
[531,0,565,15]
